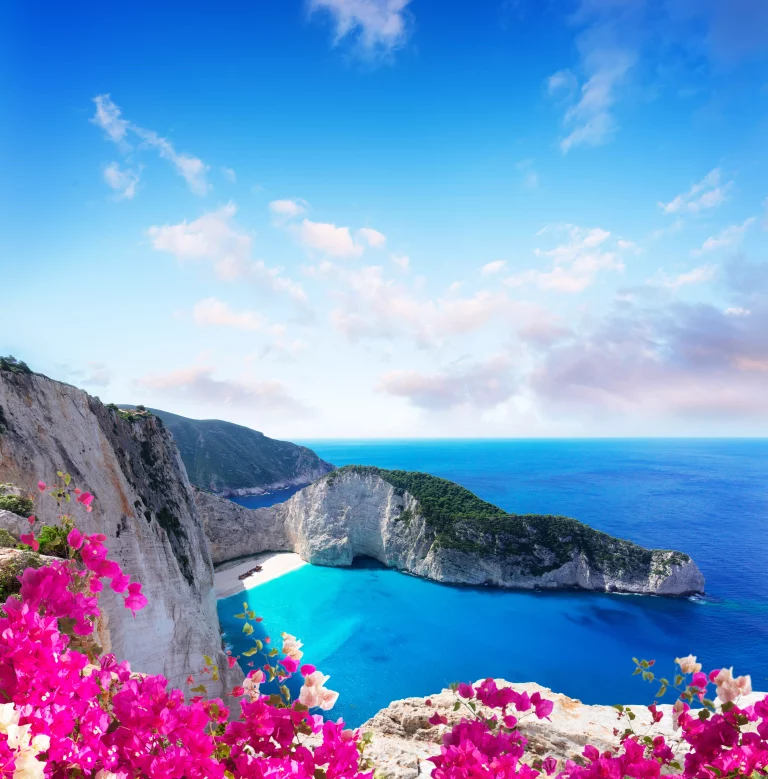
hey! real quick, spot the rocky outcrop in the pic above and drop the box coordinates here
[0,370,242,697]
[134,407,334,497]
[197,468,704,596]
[361,681,765,779]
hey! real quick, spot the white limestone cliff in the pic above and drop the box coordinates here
[0,370,242,698]
[197,468,705,596]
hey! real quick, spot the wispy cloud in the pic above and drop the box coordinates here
[692,218,755,255]
[547,2,641,152]
[504,225,623,293]
[379,355,517,410]
[92,94,210,196]
[295,219,365,258]
[102,162,140,199]
[357,227,387,248]
[659,169,731,215]
[148,203,307,303]
[649,264,717,289]
[140,366,311,416]
[481,260,507,276]
[192,297,267,331]
[309,0,413,55]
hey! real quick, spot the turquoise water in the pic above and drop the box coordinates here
[218,439,768,726]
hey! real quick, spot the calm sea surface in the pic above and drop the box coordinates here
[218,439,768,726]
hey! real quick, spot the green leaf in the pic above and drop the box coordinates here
[64,473,71,486]
[242,623,254,635]
[268,648,279,657]
[612,704,625,712]
[698,709,711,721]
[453,701,461,711]
[233,612,246,620]
[203,655,214,666]
[242,648,259,657]
[190,684,207,694]
[627,711,636,721]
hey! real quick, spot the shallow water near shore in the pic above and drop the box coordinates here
[218,439,768,727]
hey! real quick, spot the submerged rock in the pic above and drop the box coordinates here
[198,467,704,596]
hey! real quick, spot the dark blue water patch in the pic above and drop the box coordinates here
[219,440,768,727]
[228,484,305,510]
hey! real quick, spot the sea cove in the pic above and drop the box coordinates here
[219,439,768,726]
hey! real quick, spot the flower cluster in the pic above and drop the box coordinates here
[0,474,372,779]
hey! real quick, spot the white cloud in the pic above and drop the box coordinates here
[357,227,387,248]
[504,225,623,293]
[617,239,641,254]
[547,69,578,96]
[92,94,210,196]
[102,162,140,199]
[140,366,310,416]
[659,169,731,215]
[391,253,410,271]
[692,218,755,255]
[309,0,412,53]
[148,204,307,303]
[269,198,308,220]
[480,260,507,276]
[328,264,508,347]
[379,355,517,410]
[192,297,266,331]
[725,307,751,317]
[221,167,237,183]
[649,264,717,289]
[296,218,364,258]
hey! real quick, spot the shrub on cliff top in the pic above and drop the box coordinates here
[0,355,32,375]
[0,494,34,518]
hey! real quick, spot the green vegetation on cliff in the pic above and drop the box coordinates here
[328,466,690,578]
[123,407,334,494]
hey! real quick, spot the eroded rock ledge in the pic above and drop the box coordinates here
[197,467,705,596]
[361,681,765,779]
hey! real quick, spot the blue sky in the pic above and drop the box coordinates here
[3,0,768,438]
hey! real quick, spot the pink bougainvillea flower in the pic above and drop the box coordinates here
[458,683,474,699]
[301,664,316,676]
[67,527,84,550]
[543,756,558,775]
[231,686,245,697]
[77,491,94,507]
[280,655,299,674]
[27,514,35,525]
[428,712,448,726]
[227,656,237,669]
[19,532,39,552]
[37,481,46,491]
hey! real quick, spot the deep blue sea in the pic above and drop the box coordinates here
[218,439,768,726]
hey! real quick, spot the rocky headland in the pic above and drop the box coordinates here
[198,465,705,596]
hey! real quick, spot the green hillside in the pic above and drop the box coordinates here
[122,407,333,495]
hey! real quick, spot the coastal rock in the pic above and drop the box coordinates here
[198,469,704,596]
[362,681,766,778]
[0,370,242,698]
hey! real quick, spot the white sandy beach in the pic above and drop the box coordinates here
[214,552,308,599]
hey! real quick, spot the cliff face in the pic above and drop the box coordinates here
[134,407,334,497]
[197,469,705,596]
[0,370,241,696]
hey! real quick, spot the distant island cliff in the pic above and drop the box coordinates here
[121,406,334,497]
[197,465,705,596]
